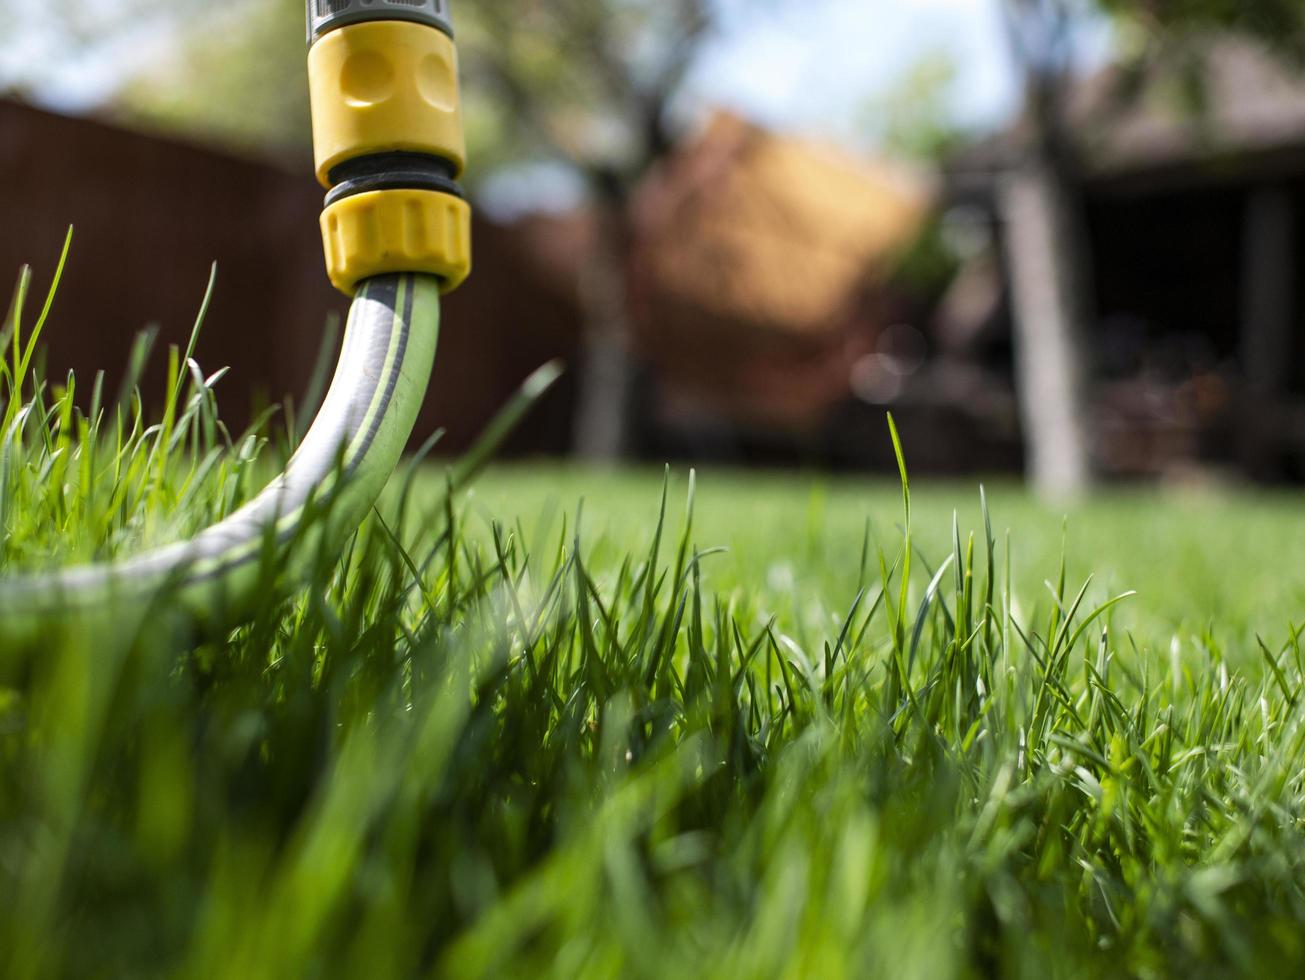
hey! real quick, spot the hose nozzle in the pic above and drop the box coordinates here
[306,0,471,295]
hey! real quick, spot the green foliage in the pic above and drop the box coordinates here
[6,269,1305,977]
[1102,0,1305,55]
[457,0,710,179]
[860,51,966,163]
[120,0,312,158]
[1084,0,1305,128]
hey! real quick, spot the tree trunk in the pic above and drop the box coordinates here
[1001,161,1095,497]
[999,8,1097,499]
[573,192,638,461]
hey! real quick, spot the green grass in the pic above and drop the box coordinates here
[6,270,1305,978]
[467,465,1305,645]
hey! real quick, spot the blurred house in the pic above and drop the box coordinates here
[0,98,579,456]
[626,113,960,468]
[947,37,1305,481]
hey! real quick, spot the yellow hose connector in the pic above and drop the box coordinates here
[321,189,472,295]
[308,15,471,295]
[308,20,465,185]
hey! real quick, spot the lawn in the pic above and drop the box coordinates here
[470,464,1305,647]
[5,283,1305,976]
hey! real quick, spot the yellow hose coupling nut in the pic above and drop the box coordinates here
[307,1,470,295]
[321,189,472,295]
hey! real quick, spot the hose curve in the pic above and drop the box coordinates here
[0,272,441,638]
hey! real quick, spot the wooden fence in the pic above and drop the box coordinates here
[0,100,580,456]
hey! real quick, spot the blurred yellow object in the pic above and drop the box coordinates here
[320,188,471,295]
[308,19,465,186]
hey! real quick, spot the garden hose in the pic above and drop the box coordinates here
[0,0,471,635]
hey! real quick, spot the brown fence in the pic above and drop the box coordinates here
[0,99,579,456]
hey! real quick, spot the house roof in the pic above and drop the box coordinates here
[954,35,1305,186]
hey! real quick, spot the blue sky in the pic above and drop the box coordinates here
[689,0,1026,144]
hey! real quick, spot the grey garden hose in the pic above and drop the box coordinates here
[0,1,480,640]
[0,272,440,637]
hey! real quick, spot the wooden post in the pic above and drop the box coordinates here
[573,195,637,461]
[1000,165,1095,498]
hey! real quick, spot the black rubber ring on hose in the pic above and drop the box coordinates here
[324,152,466,207]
